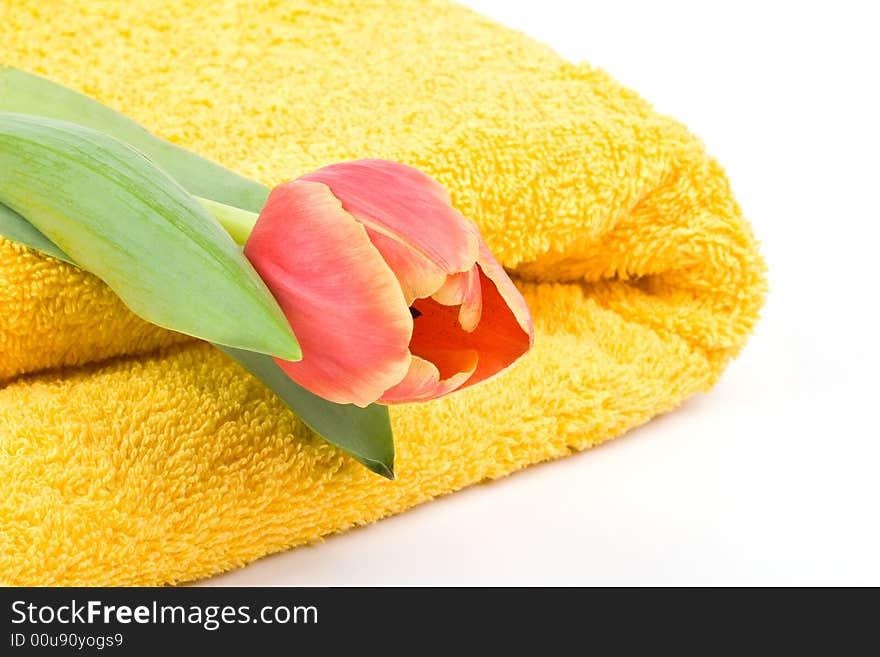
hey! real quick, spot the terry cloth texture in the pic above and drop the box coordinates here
[0,0,765,585]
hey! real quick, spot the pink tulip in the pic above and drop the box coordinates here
[244,160,534,407]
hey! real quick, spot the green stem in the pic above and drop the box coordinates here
[195,195,258,245]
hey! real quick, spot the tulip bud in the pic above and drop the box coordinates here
[244,160,534,407]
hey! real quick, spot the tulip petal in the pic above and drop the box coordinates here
[380,350,478,404]
[432,265,483,332]
[405,249,533,393]
[366,228,447,304]
[244,180,412,407]
[301,160,480,275]
[476,243,534,342]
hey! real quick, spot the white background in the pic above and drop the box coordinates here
[203,0,880,586]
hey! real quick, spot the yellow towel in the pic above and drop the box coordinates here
[0,0,765,585]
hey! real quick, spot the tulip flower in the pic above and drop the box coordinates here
[244,160,534,407]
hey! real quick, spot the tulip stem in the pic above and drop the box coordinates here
[195,196,259,245]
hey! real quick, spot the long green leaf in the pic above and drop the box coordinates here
[0,66,395,477]
[0,112,300,362]
[0,202,72,263]
[0,66,269,212]
[218,347,395,478]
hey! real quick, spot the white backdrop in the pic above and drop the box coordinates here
[203,0,880,586]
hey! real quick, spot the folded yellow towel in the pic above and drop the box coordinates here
[0,0,765,585]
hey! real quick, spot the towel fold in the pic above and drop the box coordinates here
[0,0,765,585]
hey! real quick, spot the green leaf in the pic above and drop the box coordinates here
[218,346,395,478]
[0,112,300,362]
[0,66,270,213]
[0,67,395,478]
[0,202,72,264]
